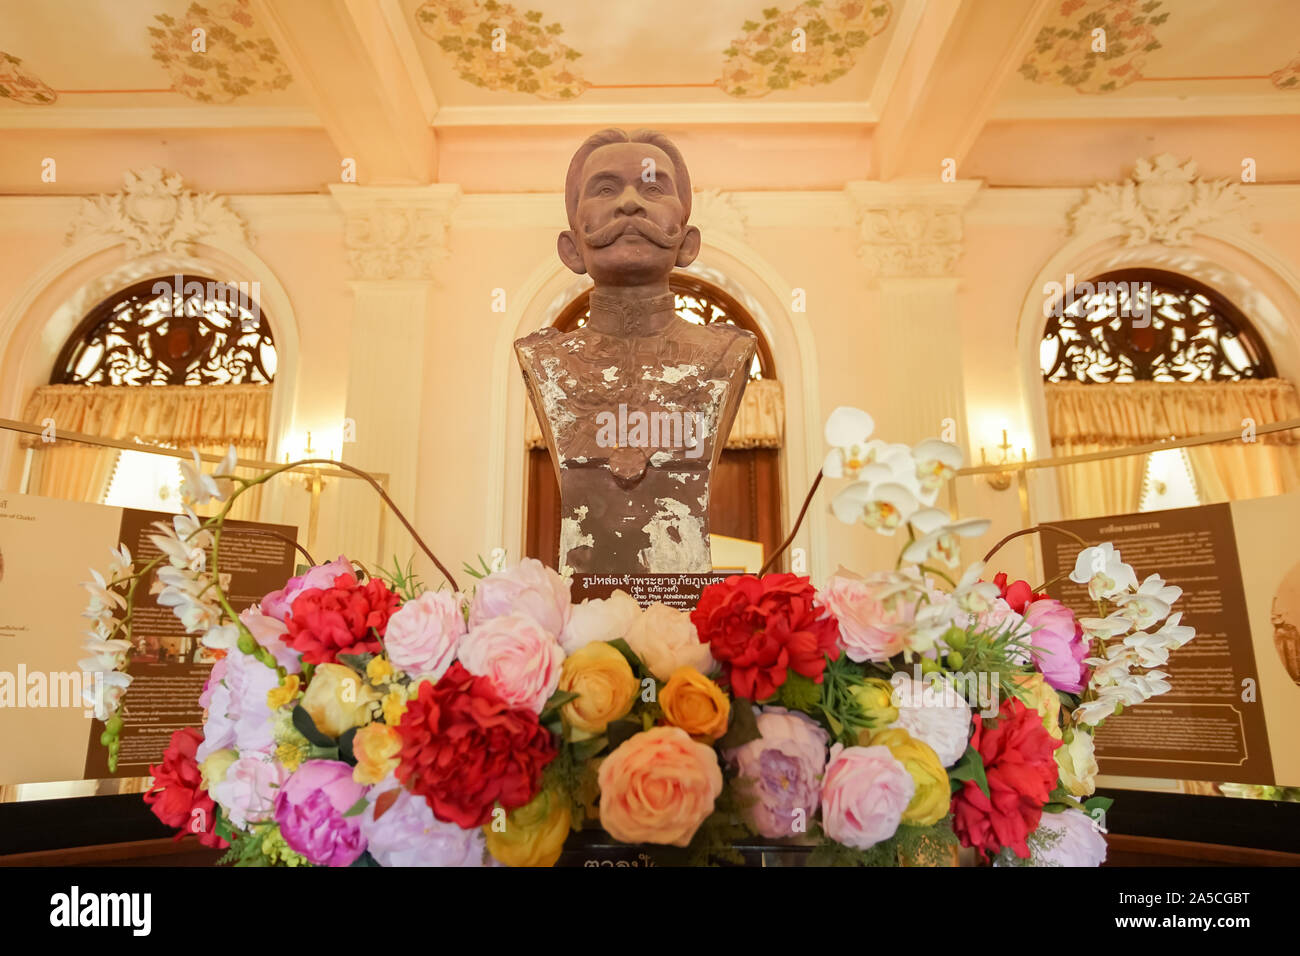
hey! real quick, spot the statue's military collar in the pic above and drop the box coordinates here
[586,290,676,336]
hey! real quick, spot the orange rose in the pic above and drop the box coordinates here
[597,726,723,846]
[660,667,730,740]
[351,722,401,785]
[558,642,639,741]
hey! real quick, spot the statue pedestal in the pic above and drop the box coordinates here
[572,572,733,610]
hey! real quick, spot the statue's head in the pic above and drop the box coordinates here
[559,128,700,287]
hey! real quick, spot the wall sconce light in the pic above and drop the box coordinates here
[980,428,1027,491]
[283,431,335,551]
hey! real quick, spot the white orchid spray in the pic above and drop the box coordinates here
[1068,546,1196,728]
[79,445,270,769]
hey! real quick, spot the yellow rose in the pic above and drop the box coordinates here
[351,722,402,785]
[850,677,899,729]
[558,642,639,741]
[484,787,572,867]
[660,667,730,740]
[870,727,950,826]
[1013,673,1062,739]
[1056,728,1099,796]
[266,674,301,711]
[300,662,380,738]
[199,748,237,790]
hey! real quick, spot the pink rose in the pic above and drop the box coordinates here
[239,604,301,674]
[726,706,829,838]
[598,727,723,847]
[261,556,354,622]
[197,650,279,763]
[468,558,571,637]
[821,743,915,850]
[458,613,564,714]
[1023,599,1089,693]
[209,752,289,830]
[384,590,466,681]
[822,573,906,663]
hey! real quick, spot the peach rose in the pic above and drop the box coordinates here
[383,590,466,682]
[598,726,723,846]
[624,602,714,681]
[351,722,401,785]
[558,641,639,740]
[660,667,730,741]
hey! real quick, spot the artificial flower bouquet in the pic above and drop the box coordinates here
[81,408,1195,867]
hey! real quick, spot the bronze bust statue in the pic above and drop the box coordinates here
[516,128,756,574]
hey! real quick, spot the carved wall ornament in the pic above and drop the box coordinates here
[339,205,450,281]
[1069,154,1249,247]
[66,167,250,256]
[690,189,747,241]
[854,204,965,279]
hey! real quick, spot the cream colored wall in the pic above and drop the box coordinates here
[4,133,1300,591]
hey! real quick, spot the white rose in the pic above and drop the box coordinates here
[560,589,642,655]
[384,590,466,682]
[888,674,972,767]
[468,558,571,637]
[624,602,714,682]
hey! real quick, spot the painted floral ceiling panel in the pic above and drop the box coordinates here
[0,0,304,110]
[1005,0,1300,102]
[403,0,905,105]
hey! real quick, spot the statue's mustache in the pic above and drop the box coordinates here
[584,217,680,249]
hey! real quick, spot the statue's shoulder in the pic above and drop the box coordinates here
[678,319,756,372]
[515,325,578,365]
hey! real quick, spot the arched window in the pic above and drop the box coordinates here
[52,274,275,386]
[525,274,784,570]
[1041,269,1281,515]
[25,274,275,515]
[1041,268,1275,384]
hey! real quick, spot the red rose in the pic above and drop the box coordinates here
[143,728,227,849]
[992,572,1048,615]
[690,573,840,701]
[284,573,400,666]
[395,662,557,829]
[952,697,1061,859]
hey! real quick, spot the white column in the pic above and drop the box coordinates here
[845,180,982,447]
[328,184,460,565]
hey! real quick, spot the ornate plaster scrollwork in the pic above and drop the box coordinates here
[1069,154,1249,246]
[330,186,460,281]
[66,167,249,256]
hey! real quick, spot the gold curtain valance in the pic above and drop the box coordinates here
[523,377,785,451]
[20,384,273,452]
[1045,379,1300,450]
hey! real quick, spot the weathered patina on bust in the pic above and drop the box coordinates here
[515,129,755,574]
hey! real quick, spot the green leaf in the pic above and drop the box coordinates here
[338,726,358,766]
[717,697,760,751]
[539,688,579,724]
[1083,795,1114,816]
[606,717,641,749]
[947,746,990,799]
[292,703,336,748]
[342,796,370,818]
[606,638,644,674]
[569,735,608,762]
[336,653,373,674]
[349,850,380,867]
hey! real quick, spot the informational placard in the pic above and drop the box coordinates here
[573,572,733,610]
[1040,497,1300,787]
[0,492,296,786]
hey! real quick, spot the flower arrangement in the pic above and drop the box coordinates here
[82,408,1195,867]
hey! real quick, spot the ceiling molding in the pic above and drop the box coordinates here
[865,0,931,120]
[431,101,877,128]
[992,93,1300,121]
[377,0,439,124]
[0,106,322,130]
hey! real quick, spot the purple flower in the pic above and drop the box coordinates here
[273,760,368,866]
[725,706,829,839]
[1024,599,1090,693]
[261,556,355,622]
[197,649,278,763]
[996,808,1107,867]
[359,783,492,867]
